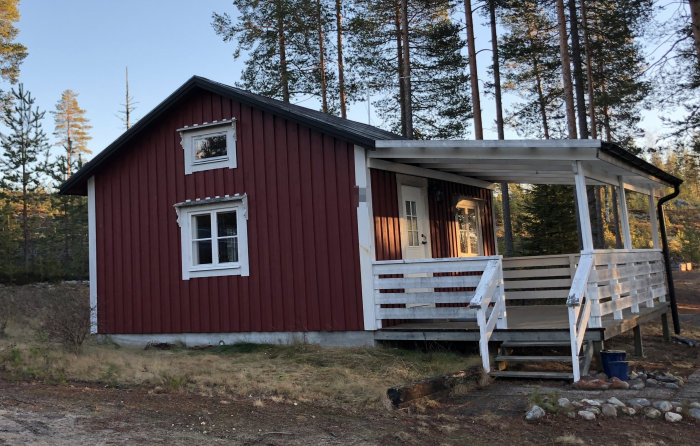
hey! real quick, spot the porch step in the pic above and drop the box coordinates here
[495,355,572,363]
[490,370,573,380]
[500,341,570,348]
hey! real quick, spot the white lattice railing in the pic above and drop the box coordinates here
[372,256,506,372]
[567,253,594,382]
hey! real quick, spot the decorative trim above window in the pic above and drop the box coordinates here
[174,194,249,279]
[178,119,237,175]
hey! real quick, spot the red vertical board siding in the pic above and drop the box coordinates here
[370,170,495,260]
[93,90,363,334]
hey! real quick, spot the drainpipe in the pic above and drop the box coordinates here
[657,183,681,334]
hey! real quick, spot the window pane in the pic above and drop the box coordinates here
[456,208,466,230]
[193,214,211,239]
[193,240,212,265]
[217,211,237,237]
[467,208,477,228]
[218,238,239,263]
[460,232,468,254]
[195,134,227,159]
[470,235,478,254]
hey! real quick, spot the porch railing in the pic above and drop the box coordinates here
[567,249,668,381]
[372,256,506,372]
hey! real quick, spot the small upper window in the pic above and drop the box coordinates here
[178,119,237,174]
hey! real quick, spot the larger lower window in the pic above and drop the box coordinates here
[178,119,237,174]
[174,195,249,279]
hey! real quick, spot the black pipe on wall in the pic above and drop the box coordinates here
[657,183,681,334]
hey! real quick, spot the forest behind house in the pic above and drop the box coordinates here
[2,0,700,284]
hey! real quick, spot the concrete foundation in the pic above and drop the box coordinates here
[98,331,376,348]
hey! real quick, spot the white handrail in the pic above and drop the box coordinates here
[470,258,506,373]
[567,253,594,382]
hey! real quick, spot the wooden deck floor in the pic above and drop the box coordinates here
[375,302,669,343]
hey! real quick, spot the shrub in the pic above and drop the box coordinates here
[42,284,91,353]
[0,286,13,337]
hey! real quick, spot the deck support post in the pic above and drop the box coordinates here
[633,324,644,357]
[661,313,670,342]
[617,177,633,250]
[592,340,604,372]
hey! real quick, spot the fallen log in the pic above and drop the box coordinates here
[386,365,484,408]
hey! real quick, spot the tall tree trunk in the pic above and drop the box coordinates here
[689,0,700,63]
[394,1,406,135]
[568,0,588,138]
[277,9,290,103]
[335,0,347,118]
[581,0,597,139]
[611,186,623,248]
[400,0,413,138]
[489,0,513,256]
[465,0,483,139]
[533,57,551,139]
[316,0,328,113]
[22,160,28,272]
[554,0,577,138]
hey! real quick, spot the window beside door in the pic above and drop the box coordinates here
[455,200,483,257]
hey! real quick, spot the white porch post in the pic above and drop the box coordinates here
[87,176,98,334]
[617,177,632,250]
[574,161,594,252]
[354,145,380,330]
[649,187,660,249]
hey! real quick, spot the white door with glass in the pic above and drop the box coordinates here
[400,184,431,259]
[455,200,483,257]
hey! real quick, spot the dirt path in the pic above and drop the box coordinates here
[1,270,699,445]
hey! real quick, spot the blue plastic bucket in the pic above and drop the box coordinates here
[600,350,626,377]
[607,361,629,381]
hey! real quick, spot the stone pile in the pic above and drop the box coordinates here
[572,371,686,391]
[525,397,700,422]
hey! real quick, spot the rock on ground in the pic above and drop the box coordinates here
[601,404,617,418]
[607,397,625,407]
[628,398,651,407]
[645,408,662,419]
[581,399,602,407]
[665,412,682,423]
[619,407,636,416]
[578,410,596,421]
[689,408,700,421]
[525,405,545,421]
[653,401,673,412]
[557,398,571,408]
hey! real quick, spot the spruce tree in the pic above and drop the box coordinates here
[0,85,49,272]
[0,0,26,106]
[521,185,579,255]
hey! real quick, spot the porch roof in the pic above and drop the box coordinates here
[370,139,681,195]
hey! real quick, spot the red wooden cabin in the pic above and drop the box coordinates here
[62,77,681,381]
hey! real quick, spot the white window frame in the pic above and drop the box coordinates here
[178,119,237,174]
[174,195,249,279]
[455,199,484,257]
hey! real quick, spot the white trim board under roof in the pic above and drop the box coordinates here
[370,139,680,193]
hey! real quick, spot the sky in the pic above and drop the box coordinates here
[14,0,669,162]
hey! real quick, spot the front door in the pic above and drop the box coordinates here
[398,180,431,260]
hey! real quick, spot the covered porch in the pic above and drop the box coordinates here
[363,140,681,381]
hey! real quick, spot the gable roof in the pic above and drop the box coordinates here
[60,75,403,195]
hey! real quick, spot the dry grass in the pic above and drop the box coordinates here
[0,283,480,410]
[554,434,585,445]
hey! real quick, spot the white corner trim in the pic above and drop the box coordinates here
[179,119,237,175]
[87,176,98,334]
[355,145,378,330]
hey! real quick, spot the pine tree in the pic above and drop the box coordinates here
[52,90,92,179]
[0,0,26,105]
[349,0,471,138]
[0,84,49,272]
[499,0,564,138]
[213,0,309,103]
